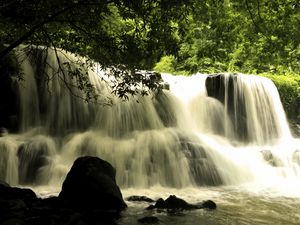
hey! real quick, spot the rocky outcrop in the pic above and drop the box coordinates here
[260,150,283,167]
[126,195,155,203]
[59,156,127,212]
[147,195,216,211]
[0,181,38,224]
[205,74,248,141]
[180,138,222,186]
[0,156,127,225]
[17,137,55,185]
[0,157,217,225]
[0,54,19,132]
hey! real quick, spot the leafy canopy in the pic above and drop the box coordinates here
[0,0,193,99]
[155,0,300,75]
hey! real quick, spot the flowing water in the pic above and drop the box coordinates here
[0,47,300,224]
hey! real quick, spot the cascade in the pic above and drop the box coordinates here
[0,46,299,191]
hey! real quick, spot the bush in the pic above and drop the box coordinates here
[260,73,300,122]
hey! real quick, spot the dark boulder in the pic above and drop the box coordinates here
[201,200,217,210]
[205,74,248,141]
[0,179,10,187]
[0,182,37,223]
[126,195,155,203]
[0,184,37,204]
[0,54,19,132]
[0,127,9,137]
[0,157,127,224]
[59,156,127,213]
[147,195,217,211]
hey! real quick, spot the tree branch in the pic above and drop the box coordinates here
[0,1,108,60]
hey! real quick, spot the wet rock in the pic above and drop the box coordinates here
[201,200,217,210]
[138,216,159,224]
[0,54,19,132]
[0,184,37,223]
[0,127,9,137]
[260,150,283,167]
[126,195,155,203]
[289,122,300,138]
[0,179,10,187]
[146,195,217,211]
[0,184,37,205]
[180,138,222,186]
[163,195,196,209]
[205,73,248,141]
[59,156,127,213]
[154,92,177,127]
[0,157,128,225]
[17,137,55,185]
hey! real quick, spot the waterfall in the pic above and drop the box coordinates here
[0,47,299,190]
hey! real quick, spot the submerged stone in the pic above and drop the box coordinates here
[17,137,54,185]
[260,150,283,167]
[126,195,155,203]
[146,195,217,211]
[201,200,217,210]
[180,137,223,186]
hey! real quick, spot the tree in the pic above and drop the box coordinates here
[0,0,193,99]
[154,0,300,75]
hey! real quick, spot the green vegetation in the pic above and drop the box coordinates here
[0,0,193,99]
[261,73,300,122]
[153,0,300,122]
[1,0,300,120]
[155,0,300,75]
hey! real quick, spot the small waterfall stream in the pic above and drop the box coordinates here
[0,47,299,195]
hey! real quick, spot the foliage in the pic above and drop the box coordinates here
[1,0,300,107]
[155,0,300,75]
[261,73,300,121]
[0,0,193,99]
[154,55,176,74]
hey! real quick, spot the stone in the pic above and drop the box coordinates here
[0,157,129,225]
[126,195,155,203]
[147,195,217,211]
[0,185,37,204]
[0,179,10,187]
[260,150,283,167]
[59,156,127,213]
[17,138,54,185]
[201,200,217,210]
[205,73,248,141]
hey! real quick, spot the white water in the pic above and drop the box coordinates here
[1,47,300,224]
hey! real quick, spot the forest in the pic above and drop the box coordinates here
[1,0,300,123]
